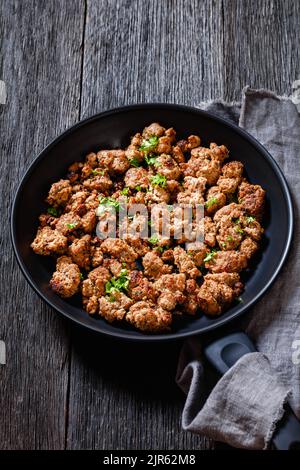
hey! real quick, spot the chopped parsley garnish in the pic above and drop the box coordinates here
[204,249,217,263]
[129,157,140,167]
[135,185,142,191]
[66,222,77,229]
[92,169,105,175]
[145,154,160,167]
[246,216,256,224]
[47,207,58,217]
[150,173,167,188]
[148,234,160,245]
[105,269,130,295]
[139,135,159,153]
[121,187,129,196]
[221,242,227,248]
[79,273,84,281]
[226,235,233,242]
[98,196,120,210]
[232,217,240,224]
[235,226,244,235]
[205,197,218,208]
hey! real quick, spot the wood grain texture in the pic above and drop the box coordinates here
[1,0,300,451]
[0,0,84,449]
[222,0,300,101]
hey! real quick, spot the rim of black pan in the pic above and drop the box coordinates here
[10,103,294,341]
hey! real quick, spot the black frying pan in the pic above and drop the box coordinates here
[11,104,298,448]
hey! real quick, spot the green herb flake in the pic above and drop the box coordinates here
[145,154,161,167]
[135,185,142,191]
[235,225,244,235]
[79,273,84,281]
[66,222,77,229]
[92,169,105,176]
[47,207,58,217]
[139,136,159,153]
[203,249,217,263]
[129,158,140,167]
[237,297,243,303]
[121,187,129,196]
[150,173,167,188]
[105,269,130,296]
[246,216,256,224]
[148,234,160,245]
[232,217,240,224]
[205,197,218,208]
[226,235,233,242]
[98,196,120,210]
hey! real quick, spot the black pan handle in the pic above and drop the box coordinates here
[203,332,300,450]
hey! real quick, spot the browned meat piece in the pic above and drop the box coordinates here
[177,176,206,205]
[214,209,244,251]
[38,212,57,227]
[240,237,259,259]
[124,167,149,189]
[82,266,111,314]
[31,226,68,255]
[85,152,98,167]
[191,143,229,163]
[91,246,104,267]
[198,273,243,316]
[102,258,123,277]
[128,270,158,302]
[173,246,200,279]
[50,256,81,298]
[183,279,200,315]
[241,216,263,241]
[99,292,133,322]
[97,149,130,175]
[186,216,216,248]
[155,154,181,180]
[187,243,209,267]
[145,185,170,204]
[65,191,88,213]
[142,251,172,280]
[68,235,91,270]
[154,273,186,310]
[81,209,97,233]
[172,145,186,163]
[214,203,243,224]
[124,236,150,257]
[142,122,166,139]
[205,186,227,215]
[46,179,72,207]
[238,181,265,219]
[101,238,138,263]
[205,250,248,273]
[184,155,221,185]
[125,133,144,163]
[82,174,113,192]
[55,213,82,236]
[126,301,172,332]
[217,161,244,195]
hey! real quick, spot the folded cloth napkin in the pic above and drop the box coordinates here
[176,86,300,449]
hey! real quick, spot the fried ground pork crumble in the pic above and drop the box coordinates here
[31,122,266,332]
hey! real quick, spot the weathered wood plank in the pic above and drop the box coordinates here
[222,0,300,100]
[0,0,84,449]
[66,0,225,450]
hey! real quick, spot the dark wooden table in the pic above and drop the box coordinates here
[0,0,299,450]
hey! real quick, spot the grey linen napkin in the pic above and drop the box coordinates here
[176,86,300,449]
